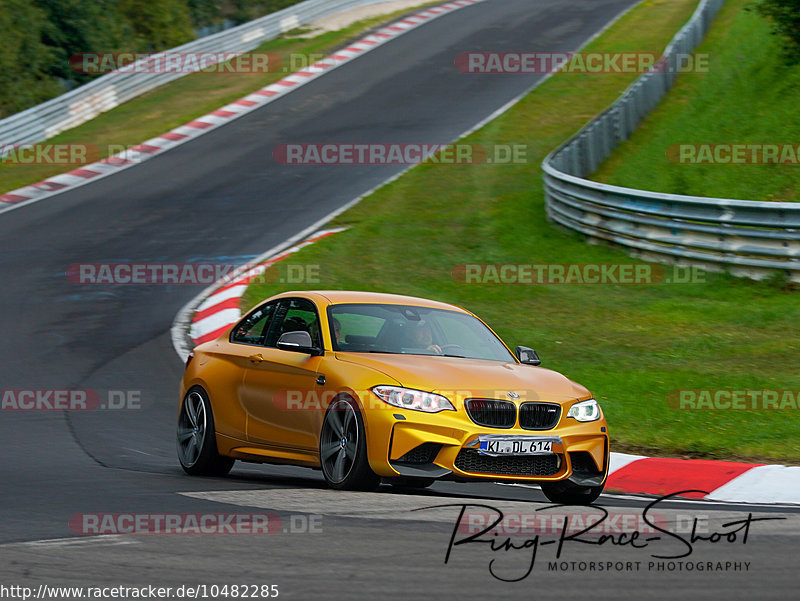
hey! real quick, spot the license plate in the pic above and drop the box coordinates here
[478,436,553,456]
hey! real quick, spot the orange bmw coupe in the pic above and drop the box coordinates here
[177,291,609,504]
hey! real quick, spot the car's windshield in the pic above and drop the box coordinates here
[327,303,515,362]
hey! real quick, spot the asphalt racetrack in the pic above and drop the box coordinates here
[1,1,797,598]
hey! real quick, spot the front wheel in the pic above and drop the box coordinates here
[540,480,603,505]
[319,397,380,491]
[177,387,234,476]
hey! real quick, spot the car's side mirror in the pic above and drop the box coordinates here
[277,331,322,356]
[515,345,541,366]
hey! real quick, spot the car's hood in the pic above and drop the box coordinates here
[335,353,590,404]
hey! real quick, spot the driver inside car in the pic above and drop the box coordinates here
[408,320,442,355]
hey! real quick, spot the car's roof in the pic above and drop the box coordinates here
[271,290,468,313]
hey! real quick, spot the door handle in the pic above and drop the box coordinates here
[248,353,264,364]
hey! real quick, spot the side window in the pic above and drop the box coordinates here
[330,312,385,351]
[230,302,276,345]
[265,298,322,349]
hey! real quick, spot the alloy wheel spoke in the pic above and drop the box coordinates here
[328,407,344,438]
[334,448,346,481]
[345,440,357,459]
[196,401,205,429]
[321,442,340,462]
[186,397,198,428]
[343,408,354,436]
[187,436,200,462]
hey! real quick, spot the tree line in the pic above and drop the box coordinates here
[0,0,304,118]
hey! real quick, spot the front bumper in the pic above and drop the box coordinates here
[362,403,609,484]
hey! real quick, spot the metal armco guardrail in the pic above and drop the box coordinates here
[542,0,800,282]
[0,0,397,149]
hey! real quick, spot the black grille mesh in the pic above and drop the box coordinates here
[396,443,441,464]
[455,449,561,476]
[519,402,561,430]
[569,451,601,475]
[464,399,516,428]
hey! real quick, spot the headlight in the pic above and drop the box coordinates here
[567,398,601,422]
[371,386,455,413]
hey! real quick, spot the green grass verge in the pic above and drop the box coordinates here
[592,0,800,201]
[0,1,442,194]
[243,0,800,464]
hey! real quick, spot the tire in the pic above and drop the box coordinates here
[540,480,604,505]
[387,477,435,489]
[319,397,380,491]
[177,387,235,476]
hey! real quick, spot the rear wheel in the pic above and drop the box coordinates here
[177,387,234,476]
[540,480,603,505]
[319,397,380,491]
